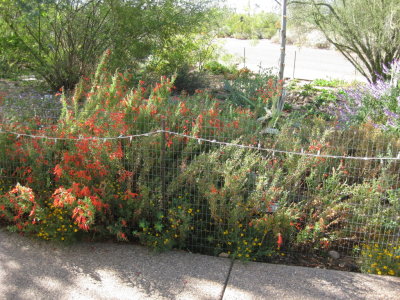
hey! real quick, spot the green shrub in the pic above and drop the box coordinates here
[358,243,400,276]
[204,61,237,75]
[0,53,399,274]
[0,0,218,90]
[219,12,279,40]
[224,69,282,117]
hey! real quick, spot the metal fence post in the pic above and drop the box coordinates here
[160,118,166,211]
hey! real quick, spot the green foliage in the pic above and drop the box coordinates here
[332,62,400,131]
[0,20,29,78]
[311,78,347,88]
[223,69,282,117]
[218,11,279,40]
[1,54,400,274]
[0,0,218,90]
[203,61,237,75]
[358,243,400,276]
[134,204,193,251]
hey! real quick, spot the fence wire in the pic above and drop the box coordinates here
[0,108,399,272]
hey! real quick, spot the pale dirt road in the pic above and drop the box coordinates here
[219,38,366,82]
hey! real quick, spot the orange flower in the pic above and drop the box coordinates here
[53,164,63,178]
[277,233,283,249]
[210,185,218,194]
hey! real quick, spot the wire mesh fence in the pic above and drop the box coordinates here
[0,107,399,274]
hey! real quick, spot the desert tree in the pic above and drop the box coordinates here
[290,0,400,83]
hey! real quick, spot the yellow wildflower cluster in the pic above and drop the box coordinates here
[360,243,400,276]
[220,220,278,261]
[37,200,79,242]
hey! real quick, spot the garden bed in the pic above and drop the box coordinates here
[0,57,399,277]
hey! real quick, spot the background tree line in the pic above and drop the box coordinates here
[0,0,399,88]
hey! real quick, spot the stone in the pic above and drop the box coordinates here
[328,250,340,260]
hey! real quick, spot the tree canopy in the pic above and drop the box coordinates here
[0,0,218,89]
[290,0,400,83]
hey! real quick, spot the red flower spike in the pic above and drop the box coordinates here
[277,233,283,249]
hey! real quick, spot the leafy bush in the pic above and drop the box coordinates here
[312,79,347,88]
[219,11,279,40]
[0,0,218,90]
[223,69,282,117]
[203,61,237,75]
[358,243,400,276]
[0,53,399,274]
[332,60,400,131]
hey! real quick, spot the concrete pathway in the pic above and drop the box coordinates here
[1,229,399,300]
[219,38,367,82]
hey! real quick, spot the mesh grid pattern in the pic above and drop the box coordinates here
[0,107,399,267]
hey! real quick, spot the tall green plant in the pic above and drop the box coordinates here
[0,0,219,90]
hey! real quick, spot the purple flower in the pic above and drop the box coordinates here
[383,109,399,119]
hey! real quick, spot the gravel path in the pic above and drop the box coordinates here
[1,228,399,300]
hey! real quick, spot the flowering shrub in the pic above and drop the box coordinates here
[359,243,400,276]
[0,183,40,233]
[36,199,80,242]
[0,51,264,242]
[0,52,399,276]
[134,202,193,251]
[333,60,400,131]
